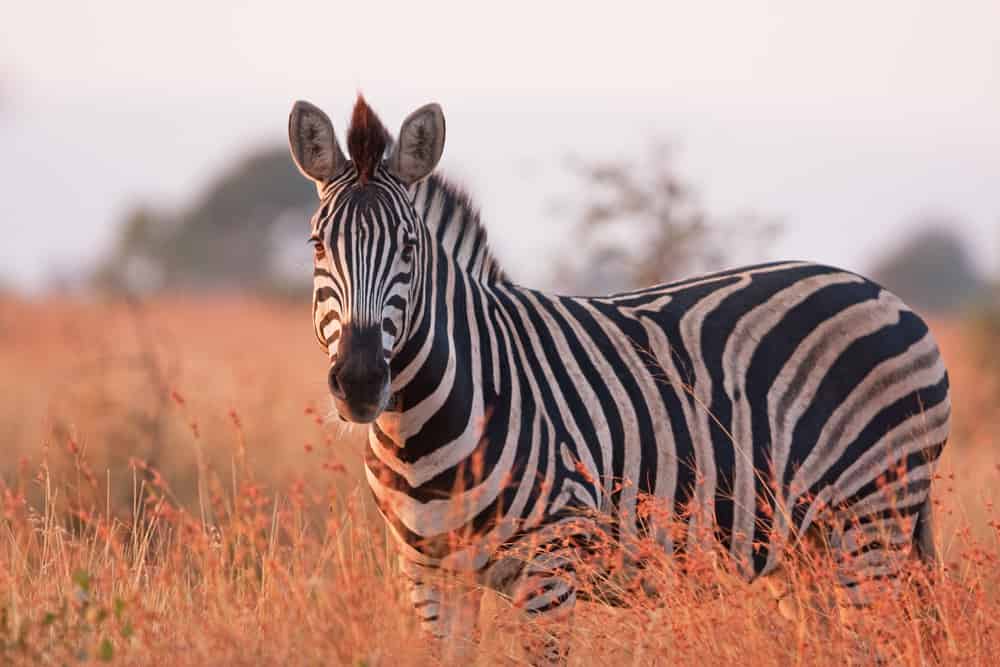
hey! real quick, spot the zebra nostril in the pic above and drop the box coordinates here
[328,366,346,399]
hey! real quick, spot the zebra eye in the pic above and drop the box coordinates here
[313,242,326,260]
[401,237,415,263]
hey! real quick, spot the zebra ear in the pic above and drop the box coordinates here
[288,100,347,193]
[388,103,445,185]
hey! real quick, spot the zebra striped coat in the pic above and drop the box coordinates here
[288,96,951,655]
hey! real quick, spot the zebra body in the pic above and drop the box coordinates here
[288,96,950,658]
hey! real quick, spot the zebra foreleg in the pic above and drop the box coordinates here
[400,558,482,661]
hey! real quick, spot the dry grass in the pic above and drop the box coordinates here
[0,297,998,665]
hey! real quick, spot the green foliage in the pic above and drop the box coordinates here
[98,637,115,661]
[72,569,92,593]
[0,570,132,663]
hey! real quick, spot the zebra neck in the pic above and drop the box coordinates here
[372,245,505,480]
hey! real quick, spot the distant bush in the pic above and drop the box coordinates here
[94,147,315,297]
[966,288,1000,400]
[871,222,987,314]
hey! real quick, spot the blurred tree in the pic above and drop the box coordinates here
[93,207,165,294]
[553,142,780,294]
[95,147,315,296]
[965,227,1000,406]
[870,221,987,314]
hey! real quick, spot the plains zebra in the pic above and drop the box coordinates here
[287,96,951,662]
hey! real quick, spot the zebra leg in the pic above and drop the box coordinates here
[510,563,577,665]
[757,553,877,662]
[754,563,816,657]
[758,565,803,624]
[832,500,930,609]
[400,558,482,661]
[820,501,937,663]
[754,519,832,626]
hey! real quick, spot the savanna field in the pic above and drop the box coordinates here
[1,297,999,665]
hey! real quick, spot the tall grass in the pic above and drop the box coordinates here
[0,298,998,664]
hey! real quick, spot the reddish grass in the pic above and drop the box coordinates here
[0,298,997,664]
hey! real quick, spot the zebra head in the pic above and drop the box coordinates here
[288,96,445,423]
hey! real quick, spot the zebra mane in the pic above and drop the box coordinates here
[409,173,506,284]
[347,95,389,185]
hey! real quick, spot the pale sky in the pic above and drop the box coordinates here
[2,1,998,291]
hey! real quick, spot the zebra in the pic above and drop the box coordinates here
[287,95,951,662]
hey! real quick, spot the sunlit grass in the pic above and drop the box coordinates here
[0,298,997,664]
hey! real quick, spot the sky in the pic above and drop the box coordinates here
[2,1,999,291]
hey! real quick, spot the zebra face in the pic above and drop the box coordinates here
[288,96,445,422]
[309,182,419,422]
